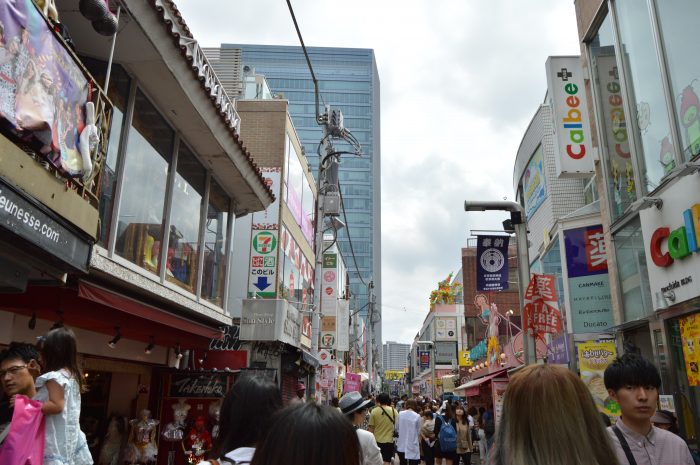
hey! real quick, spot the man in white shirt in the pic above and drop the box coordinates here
[396,399,421,465]
[288,382,306,406]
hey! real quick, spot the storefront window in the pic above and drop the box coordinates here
[614,0,674,192]
[668,316,699,443]
[589,15,637,221]
[541,238,565,310]
[201,181,229,306]
[613,217,652,321]
[655,1,700,161]
[167,143,205,293]
[114,89,174,274]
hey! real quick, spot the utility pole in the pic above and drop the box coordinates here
[367,281,375,392]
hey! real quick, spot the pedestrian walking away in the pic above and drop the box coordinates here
[368,393,398,465]
[340,391,383,465]
[396,399,421,465]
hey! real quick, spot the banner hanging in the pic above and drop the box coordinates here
[476,235,510,292]
[524,274,563,336]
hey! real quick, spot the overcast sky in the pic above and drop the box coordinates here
[176,0,581,345]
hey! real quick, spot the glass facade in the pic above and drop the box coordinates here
[613,217,652,322]
[230,44,380,321]
[89,62,236,310]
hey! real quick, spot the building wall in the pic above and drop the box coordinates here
[236,100,288,168]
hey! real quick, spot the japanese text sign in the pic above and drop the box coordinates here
[476,235,510,292]
[524,274,563,336]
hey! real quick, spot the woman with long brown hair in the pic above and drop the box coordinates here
[492,364,619,465]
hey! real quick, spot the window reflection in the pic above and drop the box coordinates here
[614,0,674,192]
[168,143,205,292]
[589,15,637,221]
[114,89,174,274]
[202,181,229,306]
[614,217,652,321]
[655,0,700,161]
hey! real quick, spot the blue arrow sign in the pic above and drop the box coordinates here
[253,276,271,291]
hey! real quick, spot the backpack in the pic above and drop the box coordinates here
[470,426,479,442]
[438,415,457,452]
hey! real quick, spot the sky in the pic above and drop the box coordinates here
[176,0,582,345]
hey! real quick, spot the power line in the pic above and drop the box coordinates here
[285,0,321,123]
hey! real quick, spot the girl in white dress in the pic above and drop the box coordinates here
[36,327,93,465]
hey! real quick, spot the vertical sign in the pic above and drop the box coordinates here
[546,56,594,177]
[419,351,430,370]
[336,300,350,351]
[248,230,278,298]
[564,225,613,333]
[476,235,510,292]
[524,274,563,336]
[320,316,337,350]
[680,313,700,386]
[577,341,620,420]
[321,253,338,315]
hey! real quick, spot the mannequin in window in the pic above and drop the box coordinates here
[128,409,159,464]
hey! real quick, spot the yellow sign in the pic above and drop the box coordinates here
[384,370,405,381]
[680,313,700,386]
[336,375,343,399]
[458,350,472,367]
[577,341,620,419]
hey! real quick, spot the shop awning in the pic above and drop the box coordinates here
[77,281,220,340]
[454,370,508,396]
[301,349,320,368]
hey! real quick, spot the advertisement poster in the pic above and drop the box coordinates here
[344,373,361,394]
[252,168,280,230]
[476,235,510,292]
[336,300,350,351]
[548,333,570,365]
[524,274,563,336]
[564,225,613,333]
[419,351,430,370]
[577,341,620,419]
[523,145,547,217]
[0,0,91,177]
[492,380,509,426]
[680,313,700,386]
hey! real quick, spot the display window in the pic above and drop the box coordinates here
[613,217,653,322]
[668,313,700,446]
[201,181,229,306]
[613,0,674,192]
[655,1,700,162]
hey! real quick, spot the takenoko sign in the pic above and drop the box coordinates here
[545,56,594,178]
[641,174,700,309]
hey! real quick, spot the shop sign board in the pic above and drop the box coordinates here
[252,168,280,230]
[318,349,332,366]
[321,253,338,315]
[240,299,302,349]
[320,316,336,350]
[435,317,458,341]
[641,175,700,309]
[564,225,613,333]
[680,313,700,386]
[336,300,350,351]
[248,230,278,298]
[169,373,228,398]
[0,179,91,271]
[458,350,472,367]
[434,341,458,365]
[344,373,361,393]
[419,351,430,370]
[476,235,510,291]
[384,370,405,381]
[548,333,570,365]
[524,274,563,336]
[577,341,620,420]
[545,56,595,177]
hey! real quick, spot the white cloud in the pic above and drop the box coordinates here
[175,0,581,344]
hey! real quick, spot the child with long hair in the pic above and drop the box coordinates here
[36,327,93,465]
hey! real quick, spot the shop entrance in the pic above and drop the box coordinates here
[668,313,700,449]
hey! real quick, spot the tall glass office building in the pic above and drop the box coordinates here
[223,44,382,350]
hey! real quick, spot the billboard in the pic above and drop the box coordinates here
[476,235,510,292]
[545,56,594,177]
[564,225,613,333]
[523,145,547,218]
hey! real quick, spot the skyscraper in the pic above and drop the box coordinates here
[209,44,382,361]
[383,341,410,371]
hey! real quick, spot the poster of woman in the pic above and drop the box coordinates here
[0,0,90,178]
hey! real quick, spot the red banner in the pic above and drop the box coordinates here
[524,274,563,336]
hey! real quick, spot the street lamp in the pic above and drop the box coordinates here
[416,340,436,400]
[464,200,535,366]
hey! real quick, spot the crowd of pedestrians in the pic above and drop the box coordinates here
[2,330,699,465]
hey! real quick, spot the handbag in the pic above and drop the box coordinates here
[0,394,46,465]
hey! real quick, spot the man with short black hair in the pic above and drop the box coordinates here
[368,393,398,465]
[0,343,41,445]
[604,352,693,465]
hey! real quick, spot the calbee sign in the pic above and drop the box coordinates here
[641,175,700,308]
[545,56,594,177]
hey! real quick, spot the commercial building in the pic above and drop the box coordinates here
[0,1,272,463]
[572,0,700,445]
[206,44,383,361]
[383,341,410,371]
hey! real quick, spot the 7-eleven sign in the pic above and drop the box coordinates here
[253,231,277,254]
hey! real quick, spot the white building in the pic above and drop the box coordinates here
[383,341,410,371]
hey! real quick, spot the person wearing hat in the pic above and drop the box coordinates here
[340,391,383,465]
[289,382,306,406]
[651,410,679,434]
